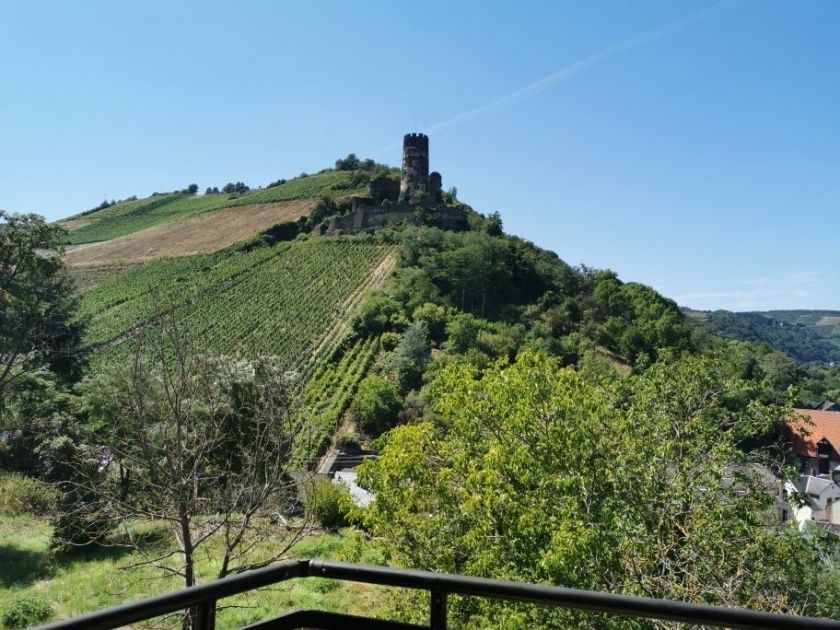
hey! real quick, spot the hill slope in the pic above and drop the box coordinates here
[764,310,840,349]
[685,308,840,363]
[56,159,697,465]
[81,239,394,367]
[66,199,312,266]
[78,238,397,462]
[61,170,368,245]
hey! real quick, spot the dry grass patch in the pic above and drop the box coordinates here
[66,200,313,266]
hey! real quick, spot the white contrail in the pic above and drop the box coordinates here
[373,1,734,154]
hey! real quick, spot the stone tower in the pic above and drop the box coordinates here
[400,133,430,200]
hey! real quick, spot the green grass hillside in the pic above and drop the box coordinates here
[62,170,369,245]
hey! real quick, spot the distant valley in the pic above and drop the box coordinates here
[684,308,840,363]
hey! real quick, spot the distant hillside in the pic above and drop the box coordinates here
[763,310,840,347]
[685,308,840,363]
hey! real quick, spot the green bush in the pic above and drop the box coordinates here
[0,474,58,517]
[2,593,53,628]
[306,478,352,530]
[413,302,448,343]
[335,431,361,450]
[350,376,402,435]
[351,293,406,336]
[379,331,401,352]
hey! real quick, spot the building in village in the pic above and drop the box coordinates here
[783,407,840,531]
[787,408,840,478]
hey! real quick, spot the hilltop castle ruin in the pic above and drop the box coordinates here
[323,132,464,234]
[400,133,443,202]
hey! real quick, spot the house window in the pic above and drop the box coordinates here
[818,440,831,475]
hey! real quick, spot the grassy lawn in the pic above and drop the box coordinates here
[0,516,391,628]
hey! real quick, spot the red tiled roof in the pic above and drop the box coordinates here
[788,408,840,458]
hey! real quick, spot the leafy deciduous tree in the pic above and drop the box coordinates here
[358,351,837,627]
[0,211,84,406]
[69,318,310,629]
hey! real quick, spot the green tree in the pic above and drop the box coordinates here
[335,153,361,170]
[383,320,431,392]
[485,211,503,236]
[352,292,406,336]
[0,211,84,405]
[413,302,448,343]
[350,375,402,435]
[442,313,480,354]
[358,351,837,627]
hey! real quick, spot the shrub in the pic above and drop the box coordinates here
[413,302,448,343]
[307,478,352,530]
[0,474,58,517]
[305,196,338,231]
[350,376,402,435]
[335,431,361,450]
[2,593,53,628]
[379,331,401,352]
[261,221,299,243]
[351,293,406,336]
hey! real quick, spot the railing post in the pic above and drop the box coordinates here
[195,600,215,630]
[430,590,447,630]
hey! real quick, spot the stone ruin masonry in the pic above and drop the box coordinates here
[400,133,430,200]
[322,132,462,235]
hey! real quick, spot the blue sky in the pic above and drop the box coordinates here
[1,0,838,311]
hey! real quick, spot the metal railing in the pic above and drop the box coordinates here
[35,559,840,630]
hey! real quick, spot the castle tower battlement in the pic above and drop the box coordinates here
[400,133,430,200]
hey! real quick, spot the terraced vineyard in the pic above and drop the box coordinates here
[293,335,381,466]
[81,240,396,375]
[62,170,369,244]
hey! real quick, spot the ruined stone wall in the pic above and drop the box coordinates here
[400,133,429,200]
[368,176,400,203]
[428,171,442,201]
[325,203,466,235]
